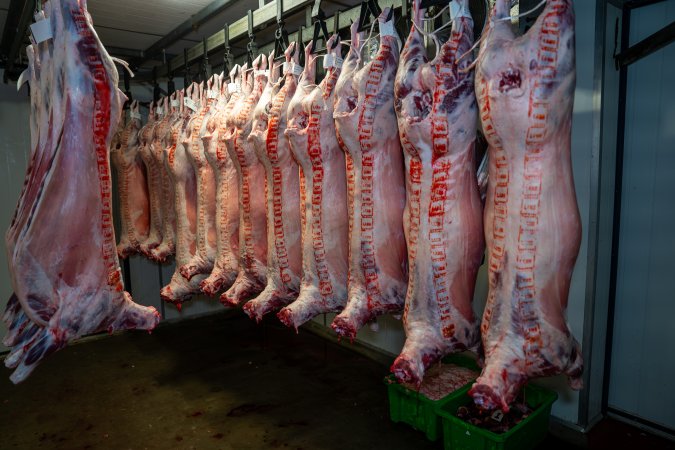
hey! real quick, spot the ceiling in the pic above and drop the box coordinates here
[86,0,253,63]
[0,0,256,74]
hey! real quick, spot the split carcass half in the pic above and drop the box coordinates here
[277,38,349,330]
[244,45,304,322]
[111,100,150,259]
[470,0,583,411]
[137,101,163,256]
[3,0,159,383]
[221,55,270,306]
[160,83,207,307]
[391,0,483,386]
[331,11,408,340]
[178,75,221,281]
[149,94,178,262]
[200,65,243,296]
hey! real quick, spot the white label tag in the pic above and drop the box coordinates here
[171,99,179,107]
[379,19,397,38]
[323,54,335,69]
[282,62,290,73]
[228,82,240,94]
[292,63,303,76]
[379,18,402,50]
[184,97,199,112]
[208,89,218,99]
[254,70,267,78]
[130,111,142,120]
[449,0,472,20]
[30,18,52,44]
[156,106,163,115]
[335,56,344,68]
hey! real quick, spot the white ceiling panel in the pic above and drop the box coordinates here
[86,0,234,37]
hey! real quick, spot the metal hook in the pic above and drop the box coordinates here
[202,37,212,80]
[184,48,192,86]
[247,9,257,67]
[274,0,290,61]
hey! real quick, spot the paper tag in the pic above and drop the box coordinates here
[208,89,219,99]
[379,18,397,38]
[184,97,199,112]
[171,99,179,107]
[156,106,163,115]
[254,70,267,78]
[282,62,290,73]
[379,18,402,50]
[449,0,472,20]
[335,56,344,68]
[323,54,335,69]
[130,111,142,120]
[228,82,240,94]
[292,63,303,76]
[30,18,52,44]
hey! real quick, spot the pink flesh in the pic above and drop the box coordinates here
[149,95,178,262]
[331,12,408,340]
[390,0,483,386]
[469,0,583,412]
[160,84,207,306]
[221,56,270,306]
[244,47,303,322]
[201,71,242,296]
[111,100,150,259]
[178,76,220,281]
[137,103,163,255]
[3,0,159,384]
[277,38,349,330]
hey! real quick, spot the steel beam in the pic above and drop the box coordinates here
[615,20,675,67]
[624,0,669,10]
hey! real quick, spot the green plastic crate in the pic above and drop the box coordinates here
[385,353,480,441]
[437,384,558,450]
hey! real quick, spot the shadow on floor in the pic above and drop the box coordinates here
[0,311,672,450]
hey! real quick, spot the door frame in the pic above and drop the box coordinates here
[602,0,675,438]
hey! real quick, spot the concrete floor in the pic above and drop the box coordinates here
[0,312,670,450]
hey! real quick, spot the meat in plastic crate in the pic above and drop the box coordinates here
[385,354,480,441]
[437,383,558,450]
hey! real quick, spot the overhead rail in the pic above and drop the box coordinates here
[137,0,404,82]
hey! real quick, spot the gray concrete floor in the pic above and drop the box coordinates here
[1,312,442,450]
[0,311,664,450]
